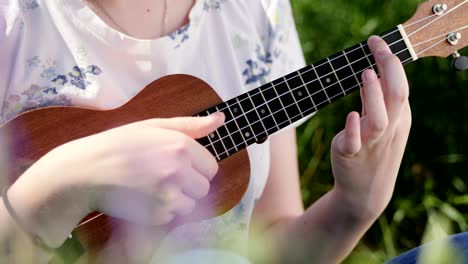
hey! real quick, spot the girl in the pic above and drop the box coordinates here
[0,0,411,263]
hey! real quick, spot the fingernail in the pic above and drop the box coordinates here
[209,112,225,122]
[377,48,392,61]
[369,35,380,46]
[363,70,377,83]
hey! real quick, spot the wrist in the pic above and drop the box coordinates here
[331,185,384,223]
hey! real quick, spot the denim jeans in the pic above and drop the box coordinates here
[387,232,468,264]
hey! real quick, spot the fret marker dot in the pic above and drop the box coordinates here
[210,133,215,138]
[245,132,250,137]
[325,78,331,83]
[297,91,303,97]
[260,109,266,114]
[233,107,239,113]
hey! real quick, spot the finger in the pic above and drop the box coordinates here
[168,191,196,216]
[143,112,226,139]
[360,69,388,141]
[186,139,219,180]
[151,186,179,225]
[178,167,211,199]
[152,211,175,226]
[368,36,409,123]
[334,111,361,157]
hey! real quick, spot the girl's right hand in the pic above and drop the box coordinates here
[7,113,225,246]
[73,112,226,225]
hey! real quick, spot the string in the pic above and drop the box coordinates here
[412,24,468,49]
[416,34,455,57]
[204,38,404,129]
[404,13,439,29]
[406,0,467,39]
[209,23,468,159]
[208,44,412,159]
[212,58,414,159]
[214,0,468,122]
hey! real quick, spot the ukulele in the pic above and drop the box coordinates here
[1,0,467,255]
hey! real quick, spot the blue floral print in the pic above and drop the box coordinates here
[242,10,290,86]
[3,64,103,121]
[242,45,274,85]
[43,87,58,95]
[167,0,227,49]
[19,0,39,11]
[203,0,227,11]
[68,66,88,90]
[51,75,67,86]
[3,85,72,120]
[66,65,102,90]
[41,66,58,80]
[87,65,103,75]
[168,24,191,49]
[27,56,41,68]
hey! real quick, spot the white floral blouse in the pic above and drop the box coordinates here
[0,0,306,262]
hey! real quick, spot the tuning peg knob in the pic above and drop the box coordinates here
[453,56,468,71]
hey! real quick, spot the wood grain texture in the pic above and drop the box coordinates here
[1,74,250,251]
[403,0,468,58]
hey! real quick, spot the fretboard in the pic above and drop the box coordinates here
[197,27,415,161]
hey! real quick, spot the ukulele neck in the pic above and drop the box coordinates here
[197,26,416,161]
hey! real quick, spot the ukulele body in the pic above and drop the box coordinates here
[2,74,251,251]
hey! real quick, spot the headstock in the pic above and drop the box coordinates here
[403,0,467,59]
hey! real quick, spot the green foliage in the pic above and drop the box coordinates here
[291,0,468,261]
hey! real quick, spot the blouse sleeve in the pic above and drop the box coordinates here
[0,1,23,124]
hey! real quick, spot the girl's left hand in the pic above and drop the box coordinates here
[330,36,412,218]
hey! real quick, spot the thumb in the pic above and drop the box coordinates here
[333,111,361,157]
[149,112,225,139]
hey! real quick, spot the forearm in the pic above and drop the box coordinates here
[265,187,380,264]
[0,154,90,261]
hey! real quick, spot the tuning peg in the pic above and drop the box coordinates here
[452,52,468,71]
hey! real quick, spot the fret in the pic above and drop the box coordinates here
[196,136,217,159]
[381,29,412,64]
[224,100,247,150]
[257,85,280,132]
[295,70,317,116]
[243,92,268,140]
[341,50,361,88]
[330,51,360,94]
[213,104,240,156]
[394,42,411,63]
[215,105,236,156]
[270,78,301,122]
[204,108,228,160]
[298,65,315,83]
[360,43,379,73]
[262,82,290,126]
[235,97,257,145]
[344,43,374,75]
[300,67,330,109]
[283,76,304,123]
[327,57,346,100]
[194,112,220,159]
[212,138,227,160]
[311,63,331,104]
